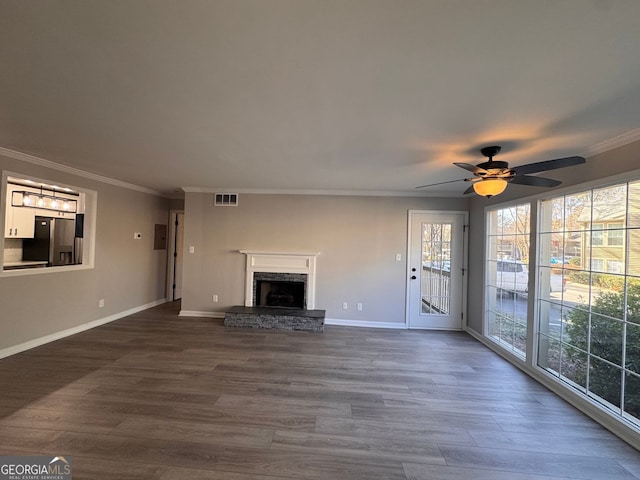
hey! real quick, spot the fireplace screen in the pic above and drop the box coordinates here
[256,280,305,309]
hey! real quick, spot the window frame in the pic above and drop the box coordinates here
[484,202,531,358]
[591,257,604,271]
[536,183,640,428]
[481,169,640,439]
[591,223,605,246]
[607,223,625,246]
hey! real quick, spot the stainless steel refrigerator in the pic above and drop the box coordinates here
[23,216,76,266]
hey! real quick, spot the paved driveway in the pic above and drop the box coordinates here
[494,282,609,335]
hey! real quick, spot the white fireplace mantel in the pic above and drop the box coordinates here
[239,250,319,309]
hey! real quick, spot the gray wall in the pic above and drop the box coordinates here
[466,139,640,334]
[0,153,170,351]
[181,193,469,323]
[168,198,185,211]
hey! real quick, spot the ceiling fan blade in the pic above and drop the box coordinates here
[415,179,465,189]
[511,156,585,175]
[510,175,562,187]
[463,185,476,195]
[454,162,488,175]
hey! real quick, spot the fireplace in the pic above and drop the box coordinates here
[253,272,307,309]
[240,250,318,309]
[227,250,324,332]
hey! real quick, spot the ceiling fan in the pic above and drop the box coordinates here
[416,146,586,197]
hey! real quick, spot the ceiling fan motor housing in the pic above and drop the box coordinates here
[476,146,511,177]
[476,160,509,174]
[480,145,502,158]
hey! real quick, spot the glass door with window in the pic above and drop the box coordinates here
[407,211,466,329]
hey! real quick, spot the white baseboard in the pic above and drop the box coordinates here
[179,310,225,318]
[465,327,640,451]
[0,298,166,360]
[324,318,407,329]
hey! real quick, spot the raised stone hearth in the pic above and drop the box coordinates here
[224,306,325,333]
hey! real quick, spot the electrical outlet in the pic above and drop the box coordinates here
[213,294,219,303]
[357,303,363,311]
[342,302,348,310]
[98,299,105,308]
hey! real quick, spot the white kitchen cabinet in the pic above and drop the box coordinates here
[4,186,35,238]
[34,208,75,219]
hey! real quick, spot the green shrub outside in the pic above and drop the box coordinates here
[566,271,626,291]
[565,284,640,420]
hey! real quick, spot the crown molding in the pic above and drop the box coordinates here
[585,128,640,157]
[180,186,463,198]
[8,127,640,200]
[0,146,166,197]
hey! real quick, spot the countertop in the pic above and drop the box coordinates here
[4,260,48,269]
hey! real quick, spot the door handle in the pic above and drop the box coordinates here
[411,275,417,280]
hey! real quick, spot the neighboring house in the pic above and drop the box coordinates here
[580,203,626,274]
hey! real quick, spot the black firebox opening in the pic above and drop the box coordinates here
[256,280,305,309]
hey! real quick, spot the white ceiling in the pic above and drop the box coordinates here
[2,0,640,197]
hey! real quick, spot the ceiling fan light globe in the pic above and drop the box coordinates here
[473,178,508,197]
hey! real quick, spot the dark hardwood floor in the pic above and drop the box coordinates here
[1,301,638,479]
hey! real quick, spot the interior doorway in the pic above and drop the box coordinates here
[167,210,184,301]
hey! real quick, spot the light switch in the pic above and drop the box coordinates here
[396,253,402,261]
[189,245,195,254]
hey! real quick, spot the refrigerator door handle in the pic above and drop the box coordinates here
[49,220,56,266]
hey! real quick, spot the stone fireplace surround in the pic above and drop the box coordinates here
[224,250,325,332]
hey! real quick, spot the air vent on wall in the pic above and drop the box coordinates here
[214,193,238,206]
